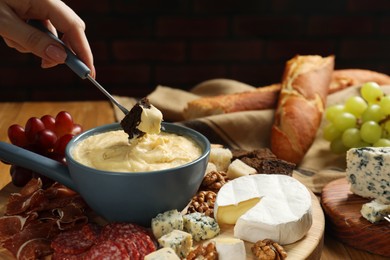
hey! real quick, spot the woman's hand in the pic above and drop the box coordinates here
[0,0,95,77]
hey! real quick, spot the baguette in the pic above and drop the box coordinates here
[329,69,390,93]
[182,69,390,120]
[182,83,281,120]
[270,55,335,164]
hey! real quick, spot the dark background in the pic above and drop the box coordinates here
[0,0,389,101]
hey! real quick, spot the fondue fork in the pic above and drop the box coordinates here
[27,20,129,115]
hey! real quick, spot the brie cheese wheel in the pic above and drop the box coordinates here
[214,174,312,245]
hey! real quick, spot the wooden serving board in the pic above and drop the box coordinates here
[0,183,325,260]
[321,178,390,257]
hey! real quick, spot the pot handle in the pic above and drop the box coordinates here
[0,142,76,190]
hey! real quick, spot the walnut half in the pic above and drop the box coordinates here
[187,191,216,217]
[200,171,229,192]
[186,242,218,260]
[251,239,287,260]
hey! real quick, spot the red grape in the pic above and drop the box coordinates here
[55,111,74,137]
[71,124,83,135]
[6,111,83,187]
[53,134,74,155]
[25,117,45,143]
[47,152,67,165]
[35,129,58,150]
[8,124,29,147]
[41,115,56,131]
[10,165,34,187]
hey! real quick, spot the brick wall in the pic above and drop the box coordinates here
[1,0,389,101]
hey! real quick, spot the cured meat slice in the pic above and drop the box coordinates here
[6,189,47,215]
[99,222,149,241]
[98,223,156,258]
[0,215,29,242]
[132,231,156,257]
[54,204,88,230]
[51,224,100,254]
[16,238,53,260]
[115,237,141,260]
[19,178,42,197]
[2,220,59,257]
[51,250,88,260]
[85,240,130,260]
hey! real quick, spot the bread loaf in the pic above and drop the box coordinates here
[183,84,280,120]
[270,55,334,164]
[329,69,390,93]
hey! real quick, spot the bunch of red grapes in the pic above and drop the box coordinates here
[7,111,83,187]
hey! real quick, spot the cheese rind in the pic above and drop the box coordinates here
[214,174,312,245]
[183,212,220,241]
[361,199,390,223]
[346,147,390,204]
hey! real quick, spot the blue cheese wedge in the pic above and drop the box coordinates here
[158,230,193,258]
[183,212,220,241]
[361,199,390,223]
[151,209,184,239]
[144,247,180,260]
[346,147,390,204]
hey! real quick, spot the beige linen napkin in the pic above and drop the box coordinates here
[113,82,390,194]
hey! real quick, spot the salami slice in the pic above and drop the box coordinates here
[51,225,96,254]
[85,240,130,260]
[99,222,148,241]
[51,250,89,260]
[131,231,156,257]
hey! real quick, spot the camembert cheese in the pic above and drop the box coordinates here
[214,174,312,245]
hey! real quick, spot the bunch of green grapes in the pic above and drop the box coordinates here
[323,82,390,154]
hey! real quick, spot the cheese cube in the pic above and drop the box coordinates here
[205,162,218,174]
[346,147,390,204]
[151,209,183,239]
[213,237,246,260]
[158,230,193,258]
[361,199,390,223]
[227,159,257,179]
[144,247,180,260]
[183,212,220,241]
[209,147,232,171]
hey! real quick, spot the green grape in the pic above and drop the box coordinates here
[344,96,367,117]
[360,82,384,104]
[342,128,361,148]
[361,104,385,122]
[323,123,342,141]
[373,138,390,147]
[360,121,382,144]
[333,112,357,131]
[330,137,348,154]
[379,95,390,116]
[383,120,390,138]
[325,104,344,122]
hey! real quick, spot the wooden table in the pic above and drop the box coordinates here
[0,101,387,260]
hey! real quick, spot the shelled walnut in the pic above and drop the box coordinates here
[187,191,216,217]
[186,242,218,260]
[200,171,229,192]
[251,239,287,260]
